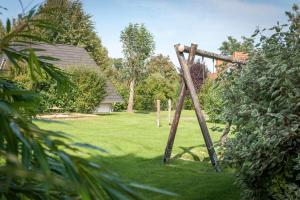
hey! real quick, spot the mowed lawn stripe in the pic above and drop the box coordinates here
[35,110,239,200]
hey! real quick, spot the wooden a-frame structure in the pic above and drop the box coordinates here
[163,43,246,172]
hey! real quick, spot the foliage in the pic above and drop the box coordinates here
[0,6,154,200]
[198,78,223,122]
[135,73,176,111]
[183,97,193,110]
[0,21,5,38]
[132,54,178,111]
[184,62,208,110]
[120,23,155,112]
[219,36,254,56]
[111,53,179,112]
[37,0,110,72]
[112,82,129,111]
[120,23,155,81]
[222,5,300,199]
[190,62,207,91]
[112,58,123,70]
[42,68,106,113]
[146,54,178,82]
[15,67,107,113]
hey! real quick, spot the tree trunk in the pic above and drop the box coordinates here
[220,121,232,145]
[127,78,135,113]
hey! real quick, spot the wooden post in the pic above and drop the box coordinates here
[163,44,197,163]
[168,99,172,125]
[156,100,160,127]
[177,44,220,172]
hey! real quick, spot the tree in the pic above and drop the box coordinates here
[219,36,254,56]
[120,23,155,113]
[0,21,5,38]
[146,54,178,82]
[112,58,123,70]
[37,0,110,72]
[135,73,176,111]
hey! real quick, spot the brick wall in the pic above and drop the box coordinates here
[208,51,248,80]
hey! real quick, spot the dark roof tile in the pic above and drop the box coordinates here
[102,82,124,103]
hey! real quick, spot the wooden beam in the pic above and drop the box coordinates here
[163,44,197,163]
[177,44,246,65]
[168,99,172,125]
[177,44,220,172]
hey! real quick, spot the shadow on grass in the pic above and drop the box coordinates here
[34,118,67,124]
[134,111,151,114]
[173,145,203,161]
[88,153,239,200]
[211,125,224,133]
[94,113,118,116]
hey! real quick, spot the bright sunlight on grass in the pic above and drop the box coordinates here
[35,110,239,200]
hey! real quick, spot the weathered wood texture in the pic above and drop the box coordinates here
[157,100,160,127]
[179,45,246,65]
[163,43,246,170]
[177,44,220,171]
[163,44,197,163]
[168,99,172,125]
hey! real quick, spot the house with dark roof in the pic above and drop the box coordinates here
[1,43,123,113]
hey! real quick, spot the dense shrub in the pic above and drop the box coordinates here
[190,62,207,91]
[15,68,107,113]
[198,78,223,122]
[222,6,300,199]
[183,97,193,110]
[112,82,129,111]
[135,73,177,111]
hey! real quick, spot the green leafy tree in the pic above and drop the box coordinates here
[0,21,5,38]
[112,58,123,70]
[37,0,110,71]
[222,5,300,199]
[133,54,179,111]
[146,54,178,82]
[135,73,175,111]
[219,36,254,56]
[120,23,155,113]
[198,78,223,122]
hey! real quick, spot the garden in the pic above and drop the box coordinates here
[0,0,299,200]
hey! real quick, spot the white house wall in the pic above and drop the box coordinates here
[94,103,113,113]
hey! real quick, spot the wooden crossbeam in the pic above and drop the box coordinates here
[178,44,246,64]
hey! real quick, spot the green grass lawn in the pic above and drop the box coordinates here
[35,110,239,200]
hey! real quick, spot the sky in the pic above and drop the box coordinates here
[1,0,299,70]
